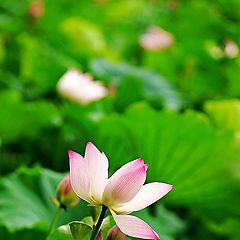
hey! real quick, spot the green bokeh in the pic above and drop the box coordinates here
[0,0,240,239]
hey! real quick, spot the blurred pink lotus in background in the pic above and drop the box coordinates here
[57,69,108,105]
[139,26,174,51]
[69,142,173,239]
[224,40,239,59]
[28,0,44,19]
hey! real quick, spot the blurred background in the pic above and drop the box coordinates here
[0,0,240,239]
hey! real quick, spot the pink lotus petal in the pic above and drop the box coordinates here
[84,142,108,203]
[114,183,173,214]
[103,159,147,207]
[68,150,94,203]
[111,211,160,240]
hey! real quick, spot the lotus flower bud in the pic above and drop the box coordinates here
[106,225,126,240]
[56,175,80,208]
[96,231,103,240]
[57,69,108,105]
[139,26,174,51]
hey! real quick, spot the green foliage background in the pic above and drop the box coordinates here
[0,0,240,239]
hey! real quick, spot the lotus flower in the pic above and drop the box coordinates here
[57,69,108,105]
[69,142,173,239]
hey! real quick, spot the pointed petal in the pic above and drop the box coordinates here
[111,211,159,240]
[69,150,94,203]
[84,142,108,203]
[103,159,147,207]
[114,183,173,214]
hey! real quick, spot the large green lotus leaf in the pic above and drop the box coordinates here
[0,90,62,144]
[0,91,62,172]
[91,59,182,111]
[0,167,88,234]
[0,222,48,240]
[92,103,238,220]
[204,99,240,132]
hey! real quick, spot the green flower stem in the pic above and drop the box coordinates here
[46,206,62,237]
[90,205,108,240]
